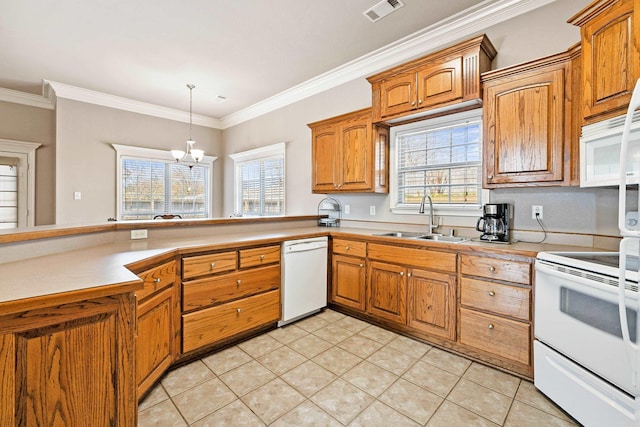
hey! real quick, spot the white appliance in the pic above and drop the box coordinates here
[534,79,640,426]
[279,236,328,326]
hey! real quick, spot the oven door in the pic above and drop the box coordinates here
[535,258,637,394]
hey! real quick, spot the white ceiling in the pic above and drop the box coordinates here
[1,0,549,124]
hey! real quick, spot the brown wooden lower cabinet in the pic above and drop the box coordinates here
[0,292,137,427]
[331,253,366,311]
[407,269,457,341]
[367,261,407,324]
[182,289,280,353]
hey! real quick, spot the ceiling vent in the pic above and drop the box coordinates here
[363,0,405,22]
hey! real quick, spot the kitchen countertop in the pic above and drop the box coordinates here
[0,224,608,315]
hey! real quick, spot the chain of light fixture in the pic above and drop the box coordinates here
[171,84,205,164]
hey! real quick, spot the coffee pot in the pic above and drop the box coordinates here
[476,203,511,242]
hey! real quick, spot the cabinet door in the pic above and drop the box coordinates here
[367,261,407,324]
[339,118,373,191]
[331,254,366,311]
[417,56,463,110]
[137,286,176,398]
[312,124,339,192]
[407,269,456,340]
[379,71,417,118]
[484,67,565,185]
[580,0,635,122]
[0,294,136,427]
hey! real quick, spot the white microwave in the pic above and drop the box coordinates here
[580,111,640,187]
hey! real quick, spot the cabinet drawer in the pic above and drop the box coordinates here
[460,255,531,285]
[459,307,530,365]
[182,251,237,280]
[332,238,366,258]
[368,243,456,272]
[239,245,281,269]
[182,289,281,353]
[135,261,176,302]
[460,278,530,321]
[183,265,281,311]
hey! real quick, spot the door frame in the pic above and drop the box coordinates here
[0,139,40,228]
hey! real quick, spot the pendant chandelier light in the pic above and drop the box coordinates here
[171,84,205,164]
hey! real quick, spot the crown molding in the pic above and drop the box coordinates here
[43,80,223,129]
[0,87,54,110]
[219,0,558,129]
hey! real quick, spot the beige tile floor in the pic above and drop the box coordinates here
[138,309,579,426]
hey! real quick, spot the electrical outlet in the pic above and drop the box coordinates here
[369,205,376,216]
[130,229,148,240]
[531,205,543,220]
[344,204,350,215]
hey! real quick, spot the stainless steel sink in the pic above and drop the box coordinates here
[414,234,469,243]
[373,231,428,238]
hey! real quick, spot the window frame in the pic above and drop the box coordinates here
[389,109,487,217]
[229,142,286,217]
[112,144,217,220]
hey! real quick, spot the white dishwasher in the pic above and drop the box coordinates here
[279,236,328,326]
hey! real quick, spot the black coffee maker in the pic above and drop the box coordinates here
[476,203,511,242]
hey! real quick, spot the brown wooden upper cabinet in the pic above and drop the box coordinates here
[481,46,581,187]
[367,34,497,124]
[308,108,389,193]
[569,0,640,124]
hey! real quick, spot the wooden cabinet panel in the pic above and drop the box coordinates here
[136,287,175,397]
[331,254,366,311]
[379,72,417,118]
[483,67,566,185]
[182,251,237,280]
[368,243,456,272]
[460,254,531,285]
[367,261,407,324]
[311,125,339,192]
[239,245,280,269]
[418,56,463,109]
[135,260,176,302]
[408,269,456,340]
[460,277,530,321]
[570,0,638,123]
[332,238,367,258]
[183,264,280,311]
[182,290,280,353]
[459,307,530,365]
[0,293,136,427]
[309,108,389,194]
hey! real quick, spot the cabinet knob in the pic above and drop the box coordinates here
[210,262,216,269]
[345,246,350,251]
[408,273,412,277]
[488,324,494,330]
[488,291,495,297]
[487,175,493,180]
[359,264,364,268]
[153,278,161,283]
[399,271,404,276]
[418,99,422,104]
[411,101,416,106]
[237,279,242,286]
[237,308,241,314]
[489,266,496,272]
[260,255,265,260]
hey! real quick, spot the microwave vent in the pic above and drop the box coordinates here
[581,110,640,141]
[363,0,404,22]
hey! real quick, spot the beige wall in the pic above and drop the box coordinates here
[55,99,223,224]
[0,101,56,225]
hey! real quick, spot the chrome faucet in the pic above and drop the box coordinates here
[418,194,437,234]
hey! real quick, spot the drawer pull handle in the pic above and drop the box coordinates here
[237,308,241,314]
[237,279,242,286]
[488,324,494,330]
[345,246,350,250]
[260,255,265,260]
[488,291,495,297]
[153,278,161,283]
[210,262,216,269]
[489,266,496,272]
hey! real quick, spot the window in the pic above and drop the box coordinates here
[0,139,40,229]
[0,158,18,229]
[391,110,485,214]
[113,144,216,220]
[230,142,285,216]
